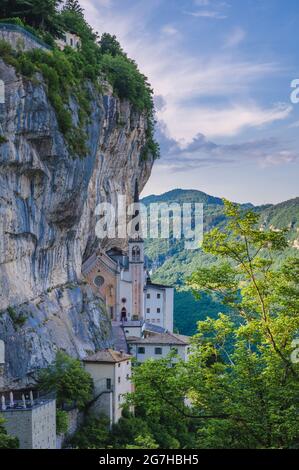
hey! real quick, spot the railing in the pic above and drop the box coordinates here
[0,23,52,51]
[0,391,56,412]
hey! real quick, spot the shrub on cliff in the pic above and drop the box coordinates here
[0,1,159,160]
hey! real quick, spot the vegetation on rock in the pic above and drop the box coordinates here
[0,1,159,159]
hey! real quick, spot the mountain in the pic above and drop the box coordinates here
[142,190,299,335]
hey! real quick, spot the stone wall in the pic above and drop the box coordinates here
[1,398,56,449]
[0,25,51,52]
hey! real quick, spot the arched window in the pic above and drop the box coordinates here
[132,246,140,262]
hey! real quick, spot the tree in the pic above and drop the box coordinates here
[186,200,299,448]
[38,351,93,409]
[0,418,19,449]
[69,415,110,449]
[127,357,197,449]
[0,0,64,37]
[99,33,125,57]
[62,0,84,17]
[127,201,299,448]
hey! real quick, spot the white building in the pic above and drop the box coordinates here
[127,332,190,365]
[55,31,81,50]
[83,349,133,425]
[82,239,174,332]
[82,181,174,332]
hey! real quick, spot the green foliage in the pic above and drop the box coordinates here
[0,1,64,38]
[38,351,93,410]
[0,418,19,449]
[142,190,299,334]
[0,135,7,144]
[7,306,27,327]
[127,358,197,449]
[0,2,158,160]
[125,434,159,449]
[56,409,68,435]
[69,415,111,449]
[130,202,299,449]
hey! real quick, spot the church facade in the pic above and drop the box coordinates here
[82,237,174,333]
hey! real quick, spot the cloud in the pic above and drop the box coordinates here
[194,0,211,5]
[155,124,299,172]
[187,10,227,19]
[81,0,291,143]
[161,25,179,36]
[158,102,292,142]
[223,27,246,48]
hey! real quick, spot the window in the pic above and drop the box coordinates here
[132,246,141,262]
[94,275,105,287]
[126,374,130,380]
[138,347,145,354]
[147,293,150,299]
[157,319,160,324]
[157,308,161,313]
[155,347,162,355]
[118,363,121,368]
[118,394,121,402]
[151,319,156,323]
[146,308,150,314]
[157,293,161,299]
[118,377,121,384]
[106,378,111,390]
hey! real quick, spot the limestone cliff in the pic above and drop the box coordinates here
[0,59,153,386]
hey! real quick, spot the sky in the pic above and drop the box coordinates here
[81,0,299,205]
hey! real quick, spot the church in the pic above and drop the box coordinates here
[82,182,174,338]
[82,238,174,333]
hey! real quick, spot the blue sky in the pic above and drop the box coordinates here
[82,0,299,204]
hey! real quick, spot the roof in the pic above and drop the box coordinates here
[127,332,190,346]
[123,321,143,327]
[143,322,168,334]
[146,281,174,290]
[83,349,132,364]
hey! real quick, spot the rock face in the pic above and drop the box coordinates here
[0,59,153,385]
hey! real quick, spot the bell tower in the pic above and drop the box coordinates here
[128,181,145,321]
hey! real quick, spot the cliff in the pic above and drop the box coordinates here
[0,58,153,386]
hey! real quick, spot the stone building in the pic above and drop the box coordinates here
[83,349,133,426]
[127,332,190,364]
[55,31,81,50]
[0,393,56,449]
[82,237,174,330]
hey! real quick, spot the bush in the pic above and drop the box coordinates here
[7,306,27,328]
[56,410,68,435]
[0,418,19,449]
[38,351,93,410]
[69,415,110,449]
